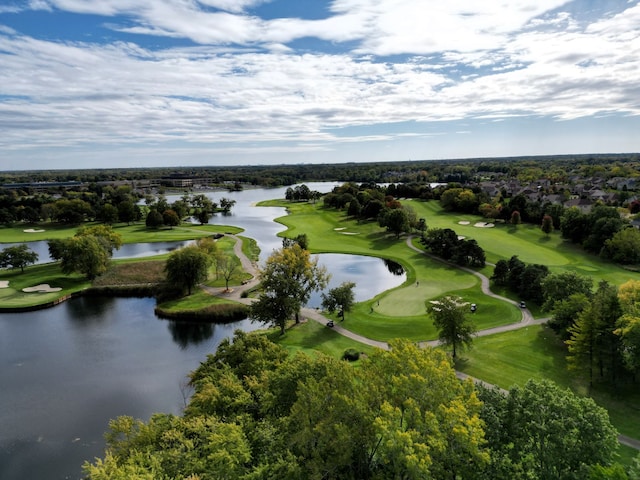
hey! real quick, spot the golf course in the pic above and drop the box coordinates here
[264,197,640,460]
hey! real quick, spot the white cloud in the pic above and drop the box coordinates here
[2,0,640,167]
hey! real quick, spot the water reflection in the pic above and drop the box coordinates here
[66,295,114,322]
[166,321,214,349]
[383,258,405,276]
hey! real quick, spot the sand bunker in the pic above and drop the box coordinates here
[457,236,466,240]
[22,284,62,293]
[23,228,45,233]
[474,222,495,228]
[334,227,346,231]
[339,232,359,235]
[0,281,9,288]
[458,221,470,225]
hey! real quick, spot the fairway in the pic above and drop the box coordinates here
[270,200,527,342]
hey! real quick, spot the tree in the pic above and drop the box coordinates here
[250,244,329,334]
[165,245,212,296]
[216,254,238,292]
[145,209,164,229]
[561,207,590,243]
[48,225,122,280]
[510,210,521,225]
[541,214,553,235]
[615,280,640,376]
[117,200,139,225]
[162,209,180,229]
[491,259,510,286]
[518,263,549,304]
[379,207,410,238]
[541,271,593,312]
[478,379,619,480]
[548,293,590,340]
[567,281,622,385]
[52,198,93,224]
[219,197,236,213]
[190,194,214,224]
[601,227,640,264]
[49,235,110,280]
[97,203,119,224]
[0,244,39,272]
[321,281,356,320]
[428,295,476,358]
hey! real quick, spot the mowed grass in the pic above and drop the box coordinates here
[0,262,89,308]
[265,200,528,341]
[455,324,640,441]
[0,221,243,244]
[405,200,640,286]
[269,318,375,359]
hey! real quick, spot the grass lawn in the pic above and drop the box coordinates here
[262,200,529,341]
[405,200,640,287]
[456,324,640,443]
[0,262,89,308]
[155,288,241,311]
[0,221,243,244]
[268,317,375,360]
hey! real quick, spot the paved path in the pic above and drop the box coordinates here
[202,234,640,451]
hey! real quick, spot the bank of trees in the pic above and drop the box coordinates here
[422,228,486,268]
[83,331,624,479]
[494,261,640,387]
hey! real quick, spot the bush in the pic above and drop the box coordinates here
[342,348,360,362]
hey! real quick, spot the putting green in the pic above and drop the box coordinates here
[378,265,477,317]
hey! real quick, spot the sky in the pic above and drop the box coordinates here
[1,0,639,171]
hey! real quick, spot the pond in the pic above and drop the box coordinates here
[0,182,409,480]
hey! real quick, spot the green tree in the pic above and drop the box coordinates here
[219,197,236,213]
[251,244,329,334]
[321,281,356,320]
[541,271,593,312]
[428,295,476,358]
[614,280,640,376]
[561,206,590,243]
[0,244,39,272]
[165,245,212,295]
[97,203,119,224]
[601,227,640,264]
[379,207,410,238]
[216,254,238,292]
[145,209,163,229]
[52,198,93,224]
[567,281,622,385]
[48,225,122,279]
[117,200,139,225]
[478,379,619,480]
[491,259,510,286]
[549,293,590,340]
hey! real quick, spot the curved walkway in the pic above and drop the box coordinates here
[205,234,639,451]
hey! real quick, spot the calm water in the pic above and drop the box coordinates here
[0,182,408,480]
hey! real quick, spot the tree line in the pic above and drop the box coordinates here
[82,330,632,479]
[492,259,640,388]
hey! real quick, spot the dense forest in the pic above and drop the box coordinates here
[2,153,639,186]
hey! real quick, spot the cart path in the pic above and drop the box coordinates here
[201,234,639,451]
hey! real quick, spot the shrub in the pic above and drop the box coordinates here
[342,348,360,362]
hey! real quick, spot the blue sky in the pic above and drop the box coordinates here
[1,0,639,171]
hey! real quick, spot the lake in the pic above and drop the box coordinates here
[0,182,407,479]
